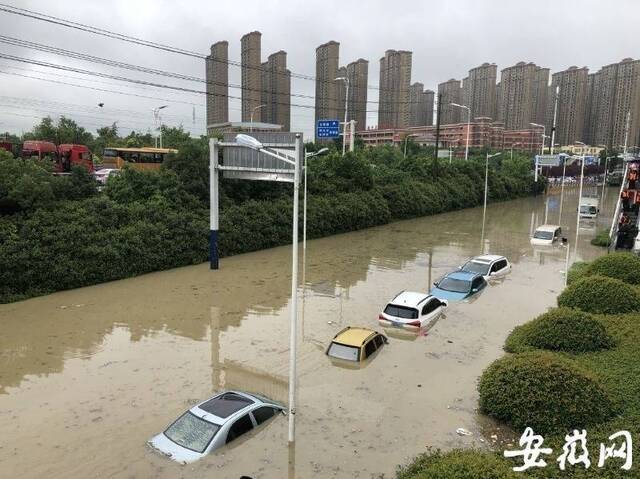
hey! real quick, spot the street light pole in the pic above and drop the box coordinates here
[152,105,168,149]
[481,152,502,253]
[403,134,418,158]
[232,134,302,443]
[336,76,349,156]
[250,104,266,132]
[550,86,559,155]
[451,103,470,161]
[575,141,587,247]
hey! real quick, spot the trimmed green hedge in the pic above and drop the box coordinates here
[588,252,640,285]
[557,275,640,314]
[590,229,611,248]
[566,261,590,285]
[396,449,516,479]
[505,307,615,354]
[478,352,615,434]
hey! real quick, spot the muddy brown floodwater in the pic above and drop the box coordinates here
[0,187,617,478]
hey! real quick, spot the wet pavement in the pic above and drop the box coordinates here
[0,186,617,478]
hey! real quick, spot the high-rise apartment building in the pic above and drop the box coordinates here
[467,63,497,120]
[346,59,368,131]
[495,82,502,121]
[378,49,412,129]
[498,62,538,130]
[409,83,434,126]
[588,58,640,149]
[261,51,291,131]
[315,41,341,131]
[551,66,589,146]
[241,31,262,122]
[438,79,462,125]
[531,67,550,127]
[205,41,229,125]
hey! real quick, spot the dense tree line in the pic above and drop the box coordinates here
[0,136,541,303]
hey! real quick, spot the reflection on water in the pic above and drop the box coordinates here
[0,190,617,478]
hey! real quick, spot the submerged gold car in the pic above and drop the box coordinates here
[326,327,387,362]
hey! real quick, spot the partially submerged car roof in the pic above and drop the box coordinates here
[190,391,258,423]
[389,291,430,308]
[472,254,504,263]
[447,270,480,281]
[536,224,560,232]
[332,327,377,347]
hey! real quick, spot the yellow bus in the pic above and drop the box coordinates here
[101,147,178,170]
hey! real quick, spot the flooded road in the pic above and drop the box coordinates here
[0,186,617,478]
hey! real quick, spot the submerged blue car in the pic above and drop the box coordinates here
[430,270,487,302]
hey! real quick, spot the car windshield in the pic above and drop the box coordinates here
[164,412,220,453]
[327,342,360,361]
[580,206,597,214]
[533,230,554,240]
[461,261,490,275]
[437,277,471,293]
[383,304,419,319]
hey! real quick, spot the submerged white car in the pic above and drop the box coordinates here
[378,291,447,329]
[459,254,511,280]
[148,391,284,464]
[530,225,562,246]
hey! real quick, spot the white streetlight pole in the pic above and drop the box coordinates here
[250,104,266,132]
[233,134,302,443]
[481,152,502,252]
[451,103,470,161]
[335,76,350,156]
[403,134,419,158]
[152,105,168,149]
[575,141,587,248]
[550,86,559,155]
[510,142,521,161]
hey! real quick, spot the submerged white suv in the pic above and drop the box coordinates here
[378,291,447,330]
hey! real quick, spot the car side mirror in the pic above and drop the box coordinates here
[433,282,438,286]
[472,288,478,293]
[489,272,496,276]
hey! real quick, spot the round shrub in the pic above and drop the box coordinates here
[558,275,640,314]
[505,307,615,353]
[588,252,640,285]
[478,352,615,434]
[396,449,516,479]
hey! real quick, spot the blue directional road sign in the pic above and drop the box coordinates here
[316,119,340,139]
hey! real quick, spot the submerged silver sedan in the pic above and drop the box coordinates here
[148,390,285,464]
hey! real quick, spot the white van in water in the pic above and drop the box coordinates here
[579,197,599,219]
[531,225,562,246]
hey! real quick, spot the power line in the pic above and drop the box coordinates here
[0,2,394,92]
[0,34,412,107]
[0,53,412,115]
[0,69,316,120]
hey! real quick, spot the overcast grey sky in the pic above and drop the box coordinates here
[0,0,638,140]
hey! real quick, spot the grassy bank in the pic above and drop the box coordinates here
[0,143,541,303]
[398,253,640,478]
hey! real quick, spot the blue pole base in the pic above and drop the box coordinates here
[209,229,219,270]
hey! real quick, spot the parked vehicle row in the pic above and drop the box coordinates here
[152,253,512,465]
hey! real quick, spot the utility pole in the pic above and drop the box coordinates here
[434,92,442,160]
[349,120,356,152]
[550,86,559,155]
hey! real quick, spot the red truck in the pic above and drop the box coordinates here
[21,141,94,173]
[57,144,94,173]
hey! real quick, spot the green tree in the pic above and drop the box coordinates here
[159,124,192,149]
